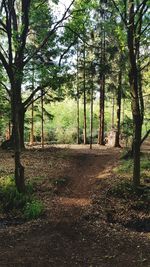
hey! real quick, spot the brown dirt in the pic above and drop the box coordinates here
[0,144,150,267]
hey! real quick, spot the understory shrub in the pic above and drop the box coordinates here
[24,200,44,220]
[0,176,44,220]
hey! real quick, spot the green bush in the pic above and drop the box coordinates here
[24,200,44,220]
[115,154,150,178]
[0,176,28,212]
[114,159,133,174]
[55,127,77,144]
[0,175,44,220]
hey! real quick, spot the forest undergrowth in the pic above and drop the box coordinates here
[0,144,149,267]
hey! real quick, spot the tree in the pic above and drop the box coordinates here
[112,0,149,186]
[0,0,75,192]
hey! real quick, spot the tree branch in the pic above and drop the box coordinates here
[25,89,49,110]
[140,129,150,145]
[23,0,75,65]
[59,40,76,67]
[23,83,50,109]
[0,81,11,97]
[15,0,31,65]
[141,22,150,36]
[111,0,128,27]
[0,50,10,76]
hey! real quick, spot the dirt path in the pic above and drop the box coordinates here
[0,145,149,267]
[46,146,120,225]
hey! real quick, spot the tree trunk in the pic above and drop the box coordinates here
[83,43,87,145]
[12,84,25,193]
[112,93,115,129]
[30,67,35,146]
[122,98,125,123]
[76,43,80,144]
[115,69,122,147]
[128,0,142,187]
[30,100,34,145]
[98,13,105,146]
[41,89,44,148]
[98,75,105,145]
[19,106,25,149]
[90,70,94,149]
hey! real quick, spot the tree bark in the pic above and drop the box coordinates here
[30,100,34,146]
[76,43,80,144]
[11,83,25,193]
[98,75,105,145]
[30,68,35,146]
[115,69,122,147]
[112,93,115,129]
[90,69,94,149]
[98,10,105,146]
[41,89,44,148]
[83,43,87,145]
[127,0,142,187]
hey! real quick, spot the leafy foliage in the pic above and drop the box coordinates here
[0,176,44,220]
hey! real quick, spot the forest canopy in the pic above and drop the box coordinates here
[0,0,149,192]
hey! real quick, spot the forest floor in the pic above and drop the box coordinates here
[0,143,150,267]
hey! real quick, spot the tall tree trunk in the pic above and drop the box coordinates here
[112,93,115,129]
[122,98,125,123]
[5,104,25,150]
[115,69,122,147]
[30,100,34,146]
[83,43,87,145]
[76,43,80,144]
[41,89,44,148]
[12,84,25,193]
[90,70,94,149]
[128,0,142,187]
[8,121,11,139]
[30,68,35,146]
[98,75,105,145]
[19,106,25,149]
[98,11,105,146]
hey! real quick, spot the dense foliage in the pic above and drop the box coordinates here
[0,0,149,192]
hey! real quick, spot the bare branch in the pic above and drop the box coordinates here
[59,40,76,67]
[134,0,148,17]
[0,50,10,76]
[25,89,49,109]
[3,0,13,65]
[140,60,150,71]
[15,0,31,65]
[23,83,50,109]
[135,5,148,28]
[141,22,150,35]
[0,81,11,97]
[0,44,8,59]
[0,19,7,30]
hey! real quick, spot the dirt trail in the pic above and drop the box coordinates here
[46,145,121,225]
[0,145,149,267]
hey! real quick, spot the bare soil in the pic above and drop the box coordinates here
[0,144,150,267]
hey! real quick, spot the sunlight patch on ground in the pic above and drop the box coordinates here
[56,197,91,207]
[96,168,114,179]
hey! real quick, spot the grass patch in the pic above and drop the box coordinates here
[24,200,44,220]
[115,153,150,180]
[114,160,133,174]
[0,176,44,220]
